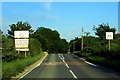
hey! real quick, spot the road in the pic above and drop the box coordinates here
[21,54,120,79]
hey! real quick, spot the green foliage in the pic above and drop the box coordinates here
[93,23,116,41]
[2,52,45,78]
[8,21,34,38]
[2,36,42,62]
[2,21,69,62]
[33,27,60,52]
[0,29,2,47]
[1,21,70,78]
[33,27,69,53]
[70,23,119,60]
[29,38,42,56]
[2,37,18,61]
[55,39,69,53]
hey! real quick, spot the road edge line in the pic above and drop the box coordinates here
[18,52,48,79]
[85,61,97,67]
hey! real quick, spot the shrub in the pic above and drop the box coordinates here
[2,52,45,78]
[29,38,42,56]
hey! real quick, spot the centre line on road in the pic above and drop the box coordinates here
[58,54,63,60]
[58,54,77,79]
[61,54,64,60]
[69,70,78,79]
[65,63,69,68]
[58,54,70,69]
[62,59,65,63]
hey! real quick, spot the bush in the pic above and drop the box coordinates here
[29,38,42,56]
[2,52,45,78]
[2,38,42,62]
[83,47,92,53]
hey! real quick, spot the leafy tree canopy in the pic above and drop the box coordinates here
[8,21,34,38]
[93,23,116,41]
[33,27,69,53]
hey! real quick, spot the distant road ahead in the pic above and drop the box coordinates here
[21,54,120,79]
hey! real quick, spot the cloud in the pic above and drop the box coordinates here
[38,12,59,21]
[43,0,52,11]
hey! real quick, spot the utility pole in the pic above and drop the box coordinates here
[81,27,84,51]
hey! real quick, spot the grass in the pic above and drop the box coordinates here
[75,52,120,72]
[2,52,46,78]
[87,56,120,72]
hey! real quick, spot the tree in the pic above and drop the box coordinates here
[115,34,120,39]
[93,23,116,41]
[0,29,3,41]
[55,39,69,53]
[33,27,58,51]
[84,31,90,37]
[8,21,33,38]
[69,37,80,52]
[33,27,68,53]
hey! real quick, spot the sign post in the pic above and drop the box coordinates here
[106,32,113,50]
[14,31,29,57]
[109,39,110,50]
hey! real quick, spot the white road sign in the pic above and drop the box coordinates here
[14,31,29,38]
[16,48,29,51]
[15,39,29,51]
[106,32,113,40]
[15,44,28,48]
[15,39,29,45]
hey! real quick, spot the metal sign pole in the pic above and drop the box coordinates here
[109,39,110,51]
[25,51,26,57]
[18,51,20,54]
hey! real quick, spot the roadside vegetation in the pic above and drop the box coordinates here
[1,21,69,78]
[2,52,45,78]
[70,23,120,72]
[1,21,120,78]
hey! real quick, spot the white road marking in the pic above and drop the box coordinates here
[80,58,86,61]
[58,54,65,61]
[69,70,78,79]
[61,54,64,60]
[58,54,62,60]
[85,61,97,67]
[58,54,77,79]
[58,54,70,68]
[19,54,48,79]
[65,63,69,68]
[62,59,65,63]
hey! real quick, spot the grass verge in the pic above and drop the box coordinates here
[74,52,120,72]
[2,52,46,78]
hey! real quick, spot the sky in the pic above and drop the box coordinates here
[1,2,118,42]
[118,1,120,33]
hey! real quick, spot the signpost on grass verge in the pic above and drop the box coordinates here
[14,31,29,57]
[106,32,113,51]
